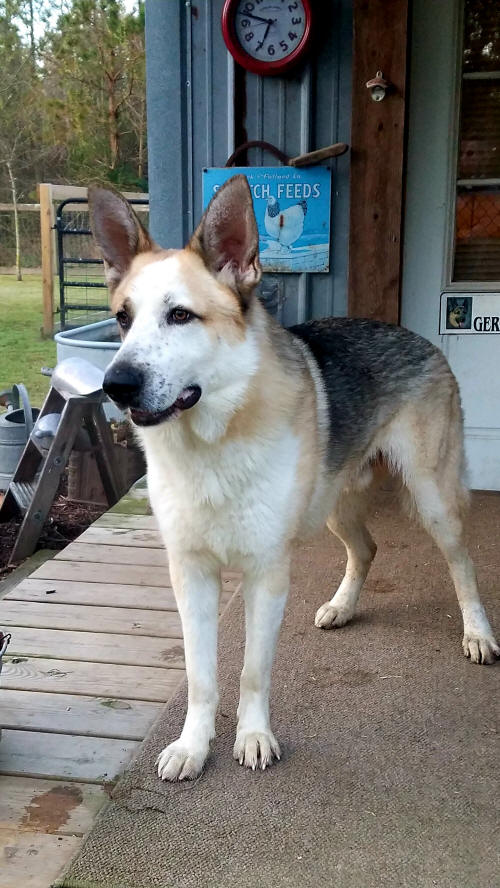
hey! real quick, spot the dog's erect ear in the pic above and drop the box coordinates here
[188,174,261,309]
[88,184,153,291]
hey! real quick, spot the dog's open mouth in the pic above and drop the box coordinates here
[130,385,202,427]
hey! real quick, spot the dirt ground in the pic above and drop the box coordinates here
[0,483,105,579]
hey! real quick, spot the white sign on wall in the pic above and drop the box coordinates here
[440,292,500,334]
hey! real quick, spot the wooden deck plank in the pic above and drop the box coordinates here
[77,526,164,548]
[31,559,171,587]
[95,513,158,529]
[1,689,161,740]
[108,492,151,515]
[6,627,185,668]
[0,730,138,782]
[4,578,178,610]
[0,601,182,638]
[4,577,234,611]
[0,551,56,602]
[1,656,183,701]
[0,483,242,888]
[0,829,81,888]
[0,776,108,835]
[113,484,149,501]
[55,542,168,566]
[30,559,242,592]
[0,481,209,888]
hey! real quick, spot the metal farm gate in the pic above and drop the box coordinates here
[55,196,149,330]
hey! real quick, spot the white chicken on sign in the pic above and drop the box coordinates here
[264,196,307,251]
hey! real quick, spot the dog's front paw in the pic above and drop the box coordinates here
[314,600,354,629]
[156,739,208,781]
[462,632,500,665]
[233,728,281,771]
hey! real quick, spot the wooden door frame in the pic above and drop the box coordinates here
[348,0,410,323]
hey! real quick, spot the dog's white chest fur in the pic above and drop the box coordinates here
[143,423,301,567]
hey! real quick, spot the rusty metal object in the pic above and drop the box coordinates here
[366,70,392,102]
[225,139,349,168]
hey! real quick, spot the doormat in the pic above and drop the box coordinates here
[55,492,500,888]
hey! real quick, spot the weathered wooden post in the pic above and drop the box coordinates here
[38,183,55,337]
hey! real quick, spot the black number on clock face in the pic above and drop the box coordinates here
[234,0,306,62]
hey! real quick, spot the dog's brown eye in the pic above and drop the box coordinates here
[169,308,192,324]
[116,309,130,330]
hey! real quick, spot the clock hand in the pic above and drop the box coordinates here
[237,11,273,25]
[262,20,272,43]
[255,19,272,50]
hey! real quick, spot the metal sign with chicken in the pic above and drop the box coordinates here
[202,166,332,272]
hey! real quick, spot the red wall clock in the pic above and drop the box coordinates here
[222,0,313,76]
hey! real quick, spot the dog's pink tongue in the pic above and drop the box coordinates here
[175,386,201,410]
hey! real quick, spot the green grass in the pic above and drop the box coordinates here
[0,274,56,407]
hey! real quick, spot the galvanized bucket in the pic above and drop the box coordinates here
[0,384,40,490]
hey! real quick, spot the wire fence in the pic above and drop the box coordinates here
[0,208,41,269]
[0,196,149,329]
[56,200,149,329]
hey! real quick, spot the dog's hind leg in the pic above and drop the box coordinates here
[315,488,377,630]
[407,470,499,664]
[390,388,499,665]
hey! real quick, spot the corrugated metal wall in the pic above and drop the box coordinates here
[145,0,352,324]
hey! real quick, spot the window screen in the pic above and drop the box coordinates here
[453,0,500,283]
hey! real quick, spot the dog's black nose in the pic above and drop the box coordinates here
[103,364,143,408]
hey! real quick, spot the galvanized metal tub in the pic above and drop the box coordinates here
[54,319,123,419]
[54,318,120,371]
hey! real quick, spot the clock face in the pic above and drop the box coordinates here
[234,1,307,64]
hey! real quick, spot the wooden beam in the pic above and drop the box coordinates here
[42,183,149,202]
[0,203,40,212]
[38,183,54,337]
[348,0,409,323]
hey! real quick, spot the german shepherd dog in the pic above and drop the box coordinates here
[447,296,472,330]
[89,175,499,781]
